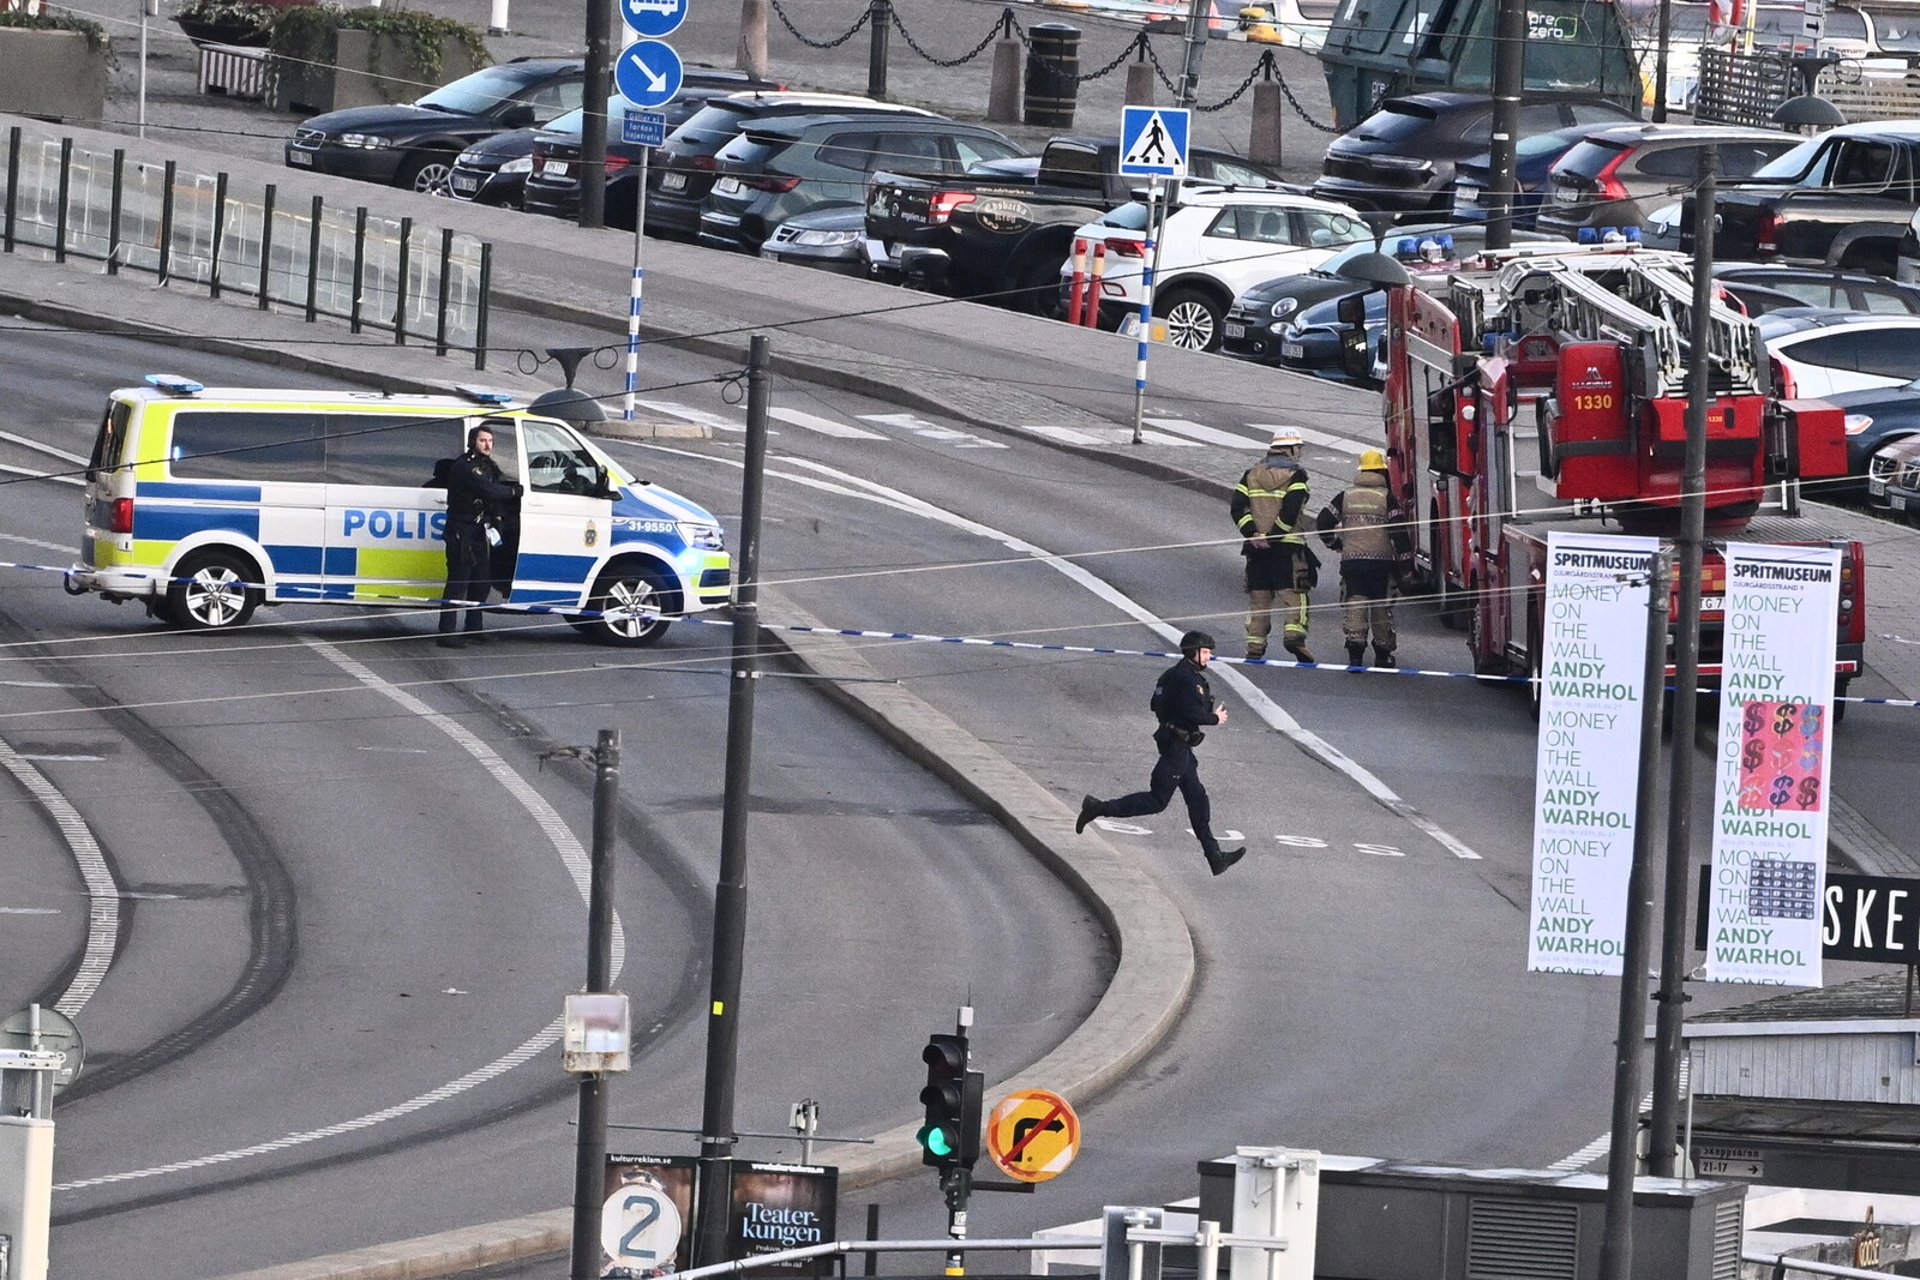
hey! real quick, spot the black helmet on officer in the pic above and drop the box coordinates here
[1180,629,1216,656]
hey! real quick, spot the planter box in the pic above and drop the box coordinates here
[270,31,475,113]
[0,28,107,122]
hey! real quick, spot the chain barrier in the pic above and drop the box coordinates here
[890,5,1005,68]
[1141,37,1182,94]
[1270,59,1341,133]
[1193,51,1270,112]
[766,0,871,50]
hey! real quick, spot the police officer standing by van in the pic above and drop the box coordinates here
[1315,447,1410,668]
[438,422,521,648]
[1074,630,1246,876]
[1231,429,1314,662]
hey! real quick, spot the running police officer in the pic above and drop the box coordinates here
[437,422,521,648]
[1315,447,1410,668]
[1231,429,1314,662]
[1074,630,1246,876]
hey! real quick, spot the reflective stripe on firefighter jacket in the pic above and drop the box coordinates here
[1233,460,1308,547]
[1331,473,1394,561]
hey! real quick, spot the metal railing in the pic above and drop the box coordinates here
[0,124,492,368]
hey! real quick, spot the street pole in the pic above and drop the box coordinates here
[1484,0,1526,250]
[1649,143,1718,1178]
[580,0,613,229]
[693,335,772,1268]
[1131,179,1163,445]
[625,144,651,421]
[942,1004,975,1277]
[569,729,620,1280]
[1598,550,1673,1280]
[1651,0,1674,122]
[867,0,891,100]
[1175,0,1211,107]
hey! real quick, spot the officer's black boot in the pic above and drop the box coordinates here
[1076,795,1104,835]
[1374,646,1396,669]
[1346,642,1366,667]
[1205,845,1246,876]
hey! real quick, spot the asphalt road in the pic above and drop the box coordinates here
[0,330,1106,1277]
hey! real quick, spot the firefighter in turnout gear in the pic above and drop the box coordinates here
[1315,448,1411,668]
[1231,429,1314,662]
[1074,630,1245,877]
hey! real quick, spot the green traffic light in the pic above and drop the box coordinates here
[926,1126,955,1158]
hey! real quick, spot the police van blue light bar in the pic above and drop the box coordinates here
[145,374,205,396]
[454,385,516,407]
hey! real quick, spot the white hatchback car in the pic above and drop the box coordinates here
[1757,309,1920,398]
[1061,185,1371,351]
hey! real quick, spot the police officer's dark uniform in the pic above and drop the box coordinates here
[1074,630,1246,876]
[438,423,521,648]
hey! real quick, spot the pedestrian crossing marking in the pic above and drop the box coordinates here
[1247,423,1376,457]
[859,412,1009,450]
[767,407,886,440]
[1019,424,1203,447]
[631,399,750,434]
[1144,417,1271,449]
[1119,105,1190,179]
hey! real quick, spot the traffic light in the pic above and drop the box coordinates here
[917,1033,983,1170]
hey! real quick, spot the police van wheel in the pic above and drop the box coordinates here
[168,550,261,630]
[582,568,671,647]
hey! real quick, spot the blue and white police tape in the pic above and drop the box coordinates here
[10,555,1919,709]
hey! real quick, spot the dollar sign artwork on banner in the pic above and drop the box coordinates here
[1704,541,1842,987]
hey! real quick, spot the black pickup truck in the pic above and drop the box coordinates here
[864,135,1291,315]
[1684,120,1920,276]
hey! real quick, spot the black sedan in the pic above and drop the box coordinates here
[447,127,538,207]
[759,205,867,276]
[285,57,585,194]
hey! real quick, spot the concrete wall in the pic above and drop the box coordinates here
[271,32,477,113]
[0,28,107,123]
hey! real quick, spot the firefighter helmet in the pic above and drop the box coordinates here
[1359,448,1388,472]
[1268,429,1304,451]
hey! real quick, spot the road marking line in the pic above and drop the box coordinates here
[1248,423,1374,456]
[0,737,118,1015]
[0,429,87,464]
[0,534,75,555]
[768,407,886,440]
[0,680,91,689]
[859,412,1009,450]
[1017,424,1203,448]
[634,441,1482,862]
[630,399,750,434]
[53,642,625,1194]
[0,462,83,486]
[18,753,105,762]
[1144,417,1271,449]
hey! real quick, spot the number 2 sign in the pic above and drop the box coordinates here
[601,1168,685,1274]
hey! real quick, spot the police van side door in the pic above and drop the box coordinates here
[323,413,468,604]
[512,417,613,606]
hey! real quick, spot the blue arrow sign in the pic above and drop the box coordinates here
[622,109,667,147]
[620,0,687,39]
[1118,106,1190,179]
[614,39,683,108]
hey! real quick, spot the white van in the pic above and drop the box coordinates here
[65,377,731,645]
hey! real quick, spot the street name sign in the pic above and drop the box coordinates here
[615,39,684,108]
[986,1088,1081,1183]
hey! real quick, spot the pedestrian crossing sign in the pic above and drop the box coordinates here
[1119,106,1190,179]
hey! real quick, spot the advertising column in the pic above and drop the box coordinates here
[1704,541,1842,986]
[1528,531,1660,975]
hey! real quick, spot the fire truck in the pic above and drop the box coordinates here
[1377,246,1867,711]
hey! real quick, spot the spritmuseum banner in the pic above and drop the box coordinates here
[1704,541,1842,986]
[1529,531,1659,975]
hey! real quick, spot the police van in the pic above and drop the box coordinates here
[65,377,731,645]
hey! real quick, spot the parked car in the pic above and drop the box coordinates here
[286,57,585,194]
[700,115,1024,254]
[865,135,1290,317]
[1224,224,1549,372]
[451,68,780,210]
[1535,123,1797,239]
[1062,186,1371,351]
[1449,125,1594,229]
[1757,309,1920,398]
[759,205,867,275]
[1312,91,1638,216]
[1714,264,1920,314]
[1819,379,1920,487]
[1685,120,1920,275]
[1869,434,1920,518]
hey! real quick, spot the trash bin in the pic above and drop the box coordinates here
[1024,22,1080,128]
